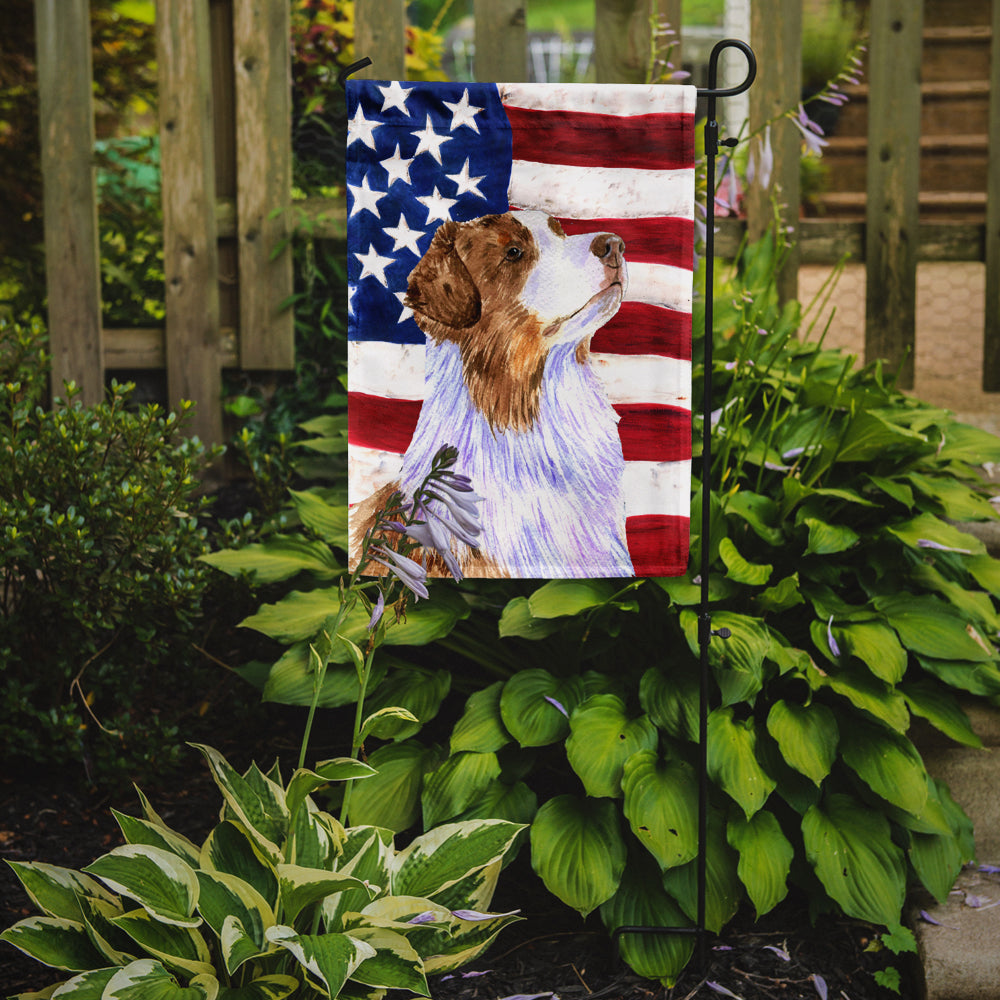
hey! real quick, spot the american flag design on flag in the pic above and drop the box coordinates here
[347,80,695,578]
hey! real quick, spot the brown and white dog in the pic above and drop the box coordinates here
[353,209,634,578]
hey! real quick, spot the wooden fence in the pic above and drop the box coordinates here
[33,0,1000,445]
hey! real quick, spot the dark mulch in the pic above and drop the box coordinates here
[1,748,914,1000]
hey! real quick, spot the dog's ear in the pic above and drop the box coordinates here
[405,221,481,330]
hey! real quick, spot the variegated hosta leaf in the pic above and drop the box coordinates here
[77,894,136,966]
[83,846,200,928]
[706,707,776,819]
[425,859,501,916]
[450,681,511,754]
[621,751,699,871]
[4,861,118,922]
[190,745,287,863]
[0,916,107,971]
[112,810,202,868]
[661,811,742,934]
[421,907,522,975]
[265,925,376,998]
[345,926,429,995]
[391,820,524,901]
[323,829,393,931]
[765,700,838,786]
[288,801,344,870]
[110,908,214,978]
[599,854,694,987]
[566,695,658,799]
[276,864,376,925]
[285,760,375,824]
[802,793,906,926]
[102,958,218,999]
[726,810,793,918]
[420,751,501,829]
[45,966,118,997]
[529,795,626,917]
[195,870,274,973]
[214,974,300,999]
[200,822,278,910]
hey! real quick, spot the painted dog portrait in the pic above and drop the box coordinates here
[351,209,634,578]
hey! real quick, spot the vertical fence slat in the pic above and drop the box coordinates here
[746,0,801,304]
[34,0,103,405]
[474,0,527,82]
[354,0,406,80]
[233,0,294,369]
[983,0,1000,390]
[864,0,923,389]
[157,0,223,445]
[594,0,653,84]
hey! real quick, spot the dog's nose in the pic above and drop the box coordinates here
[590,234,625,269]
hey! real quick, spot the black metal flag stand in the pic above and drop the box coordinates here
[340,38,758,974]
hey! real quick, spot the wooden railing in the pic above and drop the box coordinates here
[32,0,1000,445]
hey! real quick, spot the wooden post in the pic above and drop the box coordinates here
[157,0,223,445]
[34,0,104,405]
[864,0,923,389]
[594,0,654,84]
[233,0,294,369]
[354,0,406,80]
[746,0,801,305]
[473,0,527,82]
[983,0,1000,390]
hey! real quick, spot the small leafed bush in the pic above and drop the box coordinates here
[1,744,524,998]
[0,317,218,782]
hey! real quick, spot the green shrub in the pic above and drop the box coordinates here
[0,317,220,783]
[1,743,524,998]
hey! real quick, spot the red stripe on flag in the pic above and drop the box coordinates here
[349,392,420,453]
[626,514,690,576]
[557,216,693,267]
[615,404,691,462]
[592,303,692,360]
[506,106,694,171]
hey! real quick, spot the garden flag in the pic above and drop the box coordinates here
[347,80,696,578]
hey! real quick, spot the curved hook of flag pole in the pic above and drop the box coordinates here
[337,57,373,91]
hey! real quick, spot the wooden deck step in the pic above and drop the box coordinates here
[813,190,987,222]
[835,80,991,137]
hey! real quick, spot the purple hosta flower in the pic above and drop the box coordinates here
[791,103,829,157]
[397,503,464,581]
[812,974,828,1000]
[544,695,569,718]
[707,982,742,999]
[441,970,493,982]
[979,864,1000,874]
[827,616,842,657]
[423,474,484,542]
[451,908,521,921]
[917,538,973,555]
[367,590,385,631]
[407,911,438,925]
[747,124,774,191]
[763,944,791,962]
[368,545,429,601]
[715,156,742,216]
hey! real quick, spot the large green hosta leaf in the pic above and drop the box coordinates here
[639,664,699,743]
[680,611,771,705]
[727,810,793,918]
[450,681,511,754]
[499,670,585,747]
[901,680,982,748]
[527,579,620,618]
[565,695,657,798]
[886,512,985,556]
[874,594,996,663]
[765,700,838,786]
[707,708,775,818]
[200,535,341,584]
[838,718,929,817]
[346,740,442,832]
[832,621,907,684]
[600,853,694,987]
[621,752,699,871]
[362,666,451,741]
[802,794,906,926]
[421,751,502,828]
[530,795,626,917]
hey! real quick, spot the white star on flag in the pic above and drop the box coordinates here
[384,214,424,255]
[377,80,411,114]
[347,105,380,149]
[394,291,414,323]
[347,174,386,218]
[443,89,484,132]
[416,185,458,224]
[380,144,415,187]
[355,244,395,286]
[411,115,452,164]
[447,158,487,199]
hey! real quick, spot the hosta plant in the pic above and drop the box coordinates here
[1,744,523,999]
[341,233,1000,984]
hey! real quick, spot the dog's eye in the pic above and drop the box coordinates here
[503,245,524,262]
